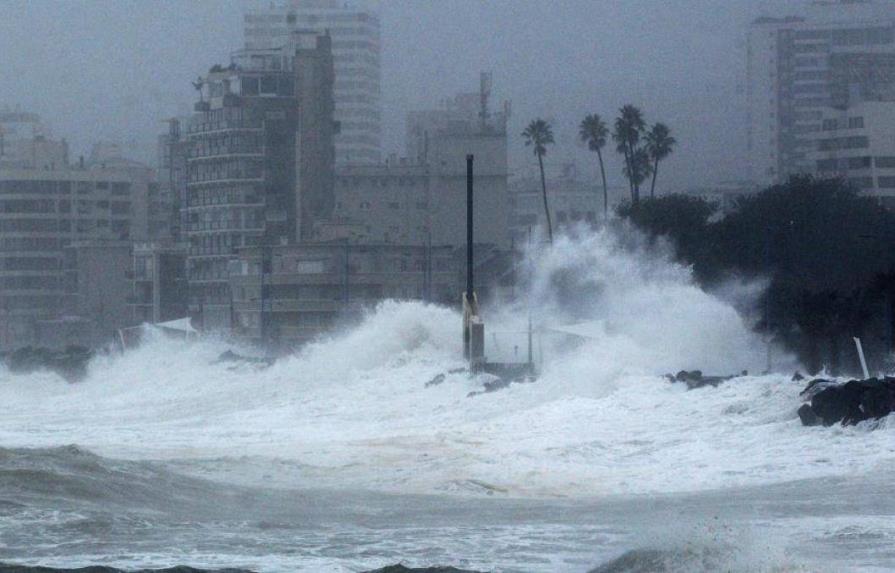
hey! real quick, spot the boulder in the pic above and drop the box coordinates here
[0,345,93,382]
[214,350,275,368]
[665,370,742,390]
[797,403,820,426]
[799,377,895,426]
[363,567,484,573]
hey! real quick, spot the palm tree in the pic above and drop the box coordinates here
[579,114,609,219]
[623,148,653,195]
[645,122,676,199]
[522,118,555,243]
[612,105,646,204]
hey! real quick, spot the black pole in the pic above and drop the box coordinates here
[466,154,474,299]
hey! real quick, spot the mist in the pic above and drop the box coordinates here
[0,0,801,190]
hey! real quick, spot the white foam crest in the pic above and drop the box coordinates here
[0,227,891,497]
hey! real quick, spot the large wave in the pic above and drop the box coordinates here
[0,227,892,497]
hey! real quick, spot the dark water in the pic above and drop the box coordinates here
[1,446,894,572]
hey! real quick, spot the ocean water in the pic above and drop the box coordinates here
[1,228,893,572]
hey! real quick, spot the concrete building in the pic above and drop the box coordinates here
[406,75,511,249]
[325,159,431,245]
[319,77,512,250]
[157,118,191,242]
[244,0,382,165]
[131,242,188,325]
[508,163,630,243]
[747,1,895,186]
[229,242,459,346]
[0,120,156,350]
[807,100,895,207]
[184,31,336,329]
[0,110,68,170]
[54,240,132,348]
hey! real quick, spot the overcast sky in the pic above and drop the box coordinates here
[0,0,813,190]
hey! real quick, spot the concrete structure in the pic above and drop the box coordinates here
[229,242,458,346]
[509,164,613,243]
[327,159,431,245]
[320,77,512,249]
[405,75,511,248]
[0,110,68,170]
[157,120,188,241]
[0,121,156,350]
[244,0,382,165]
[54,240,132,348]
[131,242,188,325]
[747,1,895,186]
[184,31,336,329]
[807,100,895,208]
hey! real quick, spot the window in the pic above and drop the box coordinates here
[260,75,278,95]
[878,176,895,188]
[296,260,325,274]
[876,157,895,168]
[242,76,260,96]
[848,116,864,129]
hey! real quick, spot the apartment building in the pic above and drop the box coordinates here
[0,121,155,350]
[229,242,459,347]
[747,1,895,186]
[807,100,895,207]
[244,0,381,165]
[184,31,336,329]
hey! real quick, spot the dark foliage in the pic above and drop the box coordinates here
[618,176,895,374]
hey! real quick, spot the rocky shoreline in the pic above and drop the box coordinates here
[798,376,895,427]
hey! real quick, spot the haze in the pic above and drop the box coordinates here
[0,0,803,189]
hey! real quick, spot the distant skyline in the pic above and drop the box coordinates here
[0,0,836,190]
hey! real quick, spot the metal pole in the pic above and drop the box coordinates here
[527,226,533,370]
[466,154,474,300]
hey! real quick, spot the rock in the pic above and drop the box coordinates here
[214,350,274,368]
[798,403,820,426]
[798,377,895,427]
[665,369,736,390]
[0,345,93,382]
[425,373,446,387]
[799,378,836,399]
[792,371,805,382]
[362,567,484,573]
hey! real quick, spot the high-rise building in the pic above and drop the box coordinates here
[747,1,895,186]
[244,0,382,165]
[807,100,895,207]
[184,31,336,330]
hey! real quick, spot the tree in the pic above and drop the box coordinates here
[645,123,676,199]
[613,105,646,204]
[579,114,610,219]
[617,177,895,374]
[522,118,555,243]
[623,148,653,199]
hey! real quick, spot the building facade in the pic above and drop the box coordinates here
[229,242,459,347]
[0,125,155,350]
[131,242,188,325]
[184,31,336,329]
[808,100,895,207]
[55,240,133,348]
[244,0,382,165]
[747,2,895,186]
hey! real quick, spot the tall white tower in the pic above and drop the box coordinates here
[244,0,382,166]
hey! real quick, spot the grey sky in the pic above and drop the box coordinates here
[0,0,803,190]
